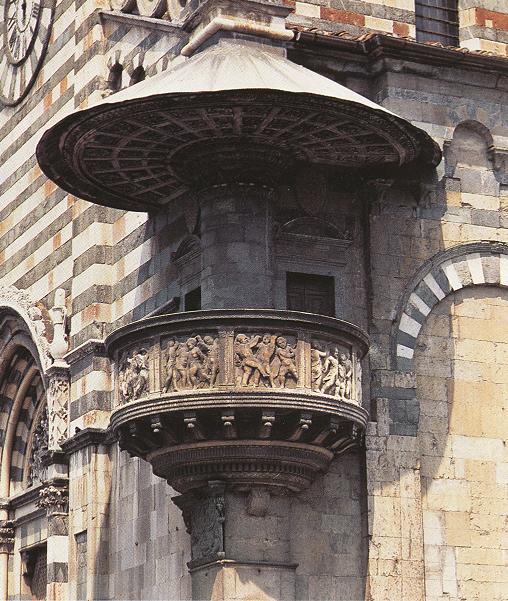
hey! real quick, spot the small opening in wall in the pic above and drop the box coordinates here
[130,66,145,86]
[108,63,123,93]
[185,287,201,311]
[286,272,335,317]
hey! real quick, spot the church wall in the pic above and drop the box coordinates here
[1,1,507,600]
[415,288,508,601]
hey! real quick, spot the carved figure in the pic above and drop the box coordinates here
[164,335,219,391]
[340,353,353,400]
[186,337,208,388]
[234,334,268,386]
[311,346,327,391]
[119,348,149,402]
[254,334,277,387]
[27,406,49,487]
[163,340,179,392]
[199,335,220,387]
[321,348,340,396]
[313,343,354,400]
[271,337,298,388]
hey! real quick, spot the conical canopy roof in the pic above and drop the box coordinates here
[37,40,441,212]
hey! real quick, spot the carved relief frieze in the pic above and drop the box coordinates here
[311,342,354,402]
[111,313,367,410]
[47,374,69,450]
[163,335,219,392]
[234,333,298,388]
[27,406,49,488]
[119,348,150,403]
[0,520,15,553]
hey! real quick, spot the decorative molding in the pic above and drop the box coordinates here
[0,520,15,553]
[0,285,52,372]
[46,367,70,451]
[393,241,508,372]
[36,481,69,515]
[60,428,114,455]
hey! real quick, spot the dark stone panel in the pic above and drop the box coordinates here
[0,57,74,152]
[376,386,416,400]
[390,421,418,436]
[72,205,123,236]
[48,515,68,537]
[73,245,115,277]
[14,241,72,291]
[414,280,440,310]
[72,285,114,314]
[403,302,426,324]
[471,209,500,228]
[396,330,418,351]
[70,355,110,382]
[47,562,69,583]
[0,206,72,277]
[432,268,452,298]
[69,391,112,421]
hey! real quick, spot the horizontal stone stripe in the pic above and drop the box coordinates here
[72,221,114,260]
[70,354,110,382]
[72,284,114,314]
[25,255,73,301]
[0,206,72,283]
[74,74,103,109]
[0,33,74,144]
[72,204,124,236]
[72,263,115,301]
[1,93,75,183]
[71,370,112,399]
[69,390,112,421]
[0,193,68,258]
[73,245,115,279]
[11,240,72,292]
[0,76,74,162]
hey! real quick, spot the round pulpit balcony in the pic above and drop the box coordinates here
[106,310,368,493]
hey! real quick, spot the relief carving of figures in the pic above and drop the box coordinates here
[119,348,149,403]
[164,335,219,392]
[234,334,297,388]
[312,343,353,401]
[27,406,49,487]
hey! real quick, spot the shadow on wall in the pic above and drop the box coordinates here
[415,286,508,601]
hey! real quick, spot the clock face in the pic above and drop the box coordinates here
[0,0,55,106]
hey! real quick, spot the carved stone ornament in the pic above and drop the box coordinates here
[119,348,150,403]
[164,336,219,392]
[311,342,354,402]
[27,406,49,488]
[47,374,70,450]
[0,520,15,553]
[174,484,225,565]
[234,333,297,388]
[0,285,52,371]
[36,484,69,514]
[48,288,69,362]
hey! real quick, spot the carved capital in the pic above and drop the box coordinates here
[37,483,69,515]
[174,482,226,567]
[0,520,15,553]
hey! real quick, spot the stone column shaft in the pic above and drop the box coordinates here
[199,185,274,310]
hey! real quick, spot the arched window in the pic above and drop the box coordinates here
[415,0,459,46]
